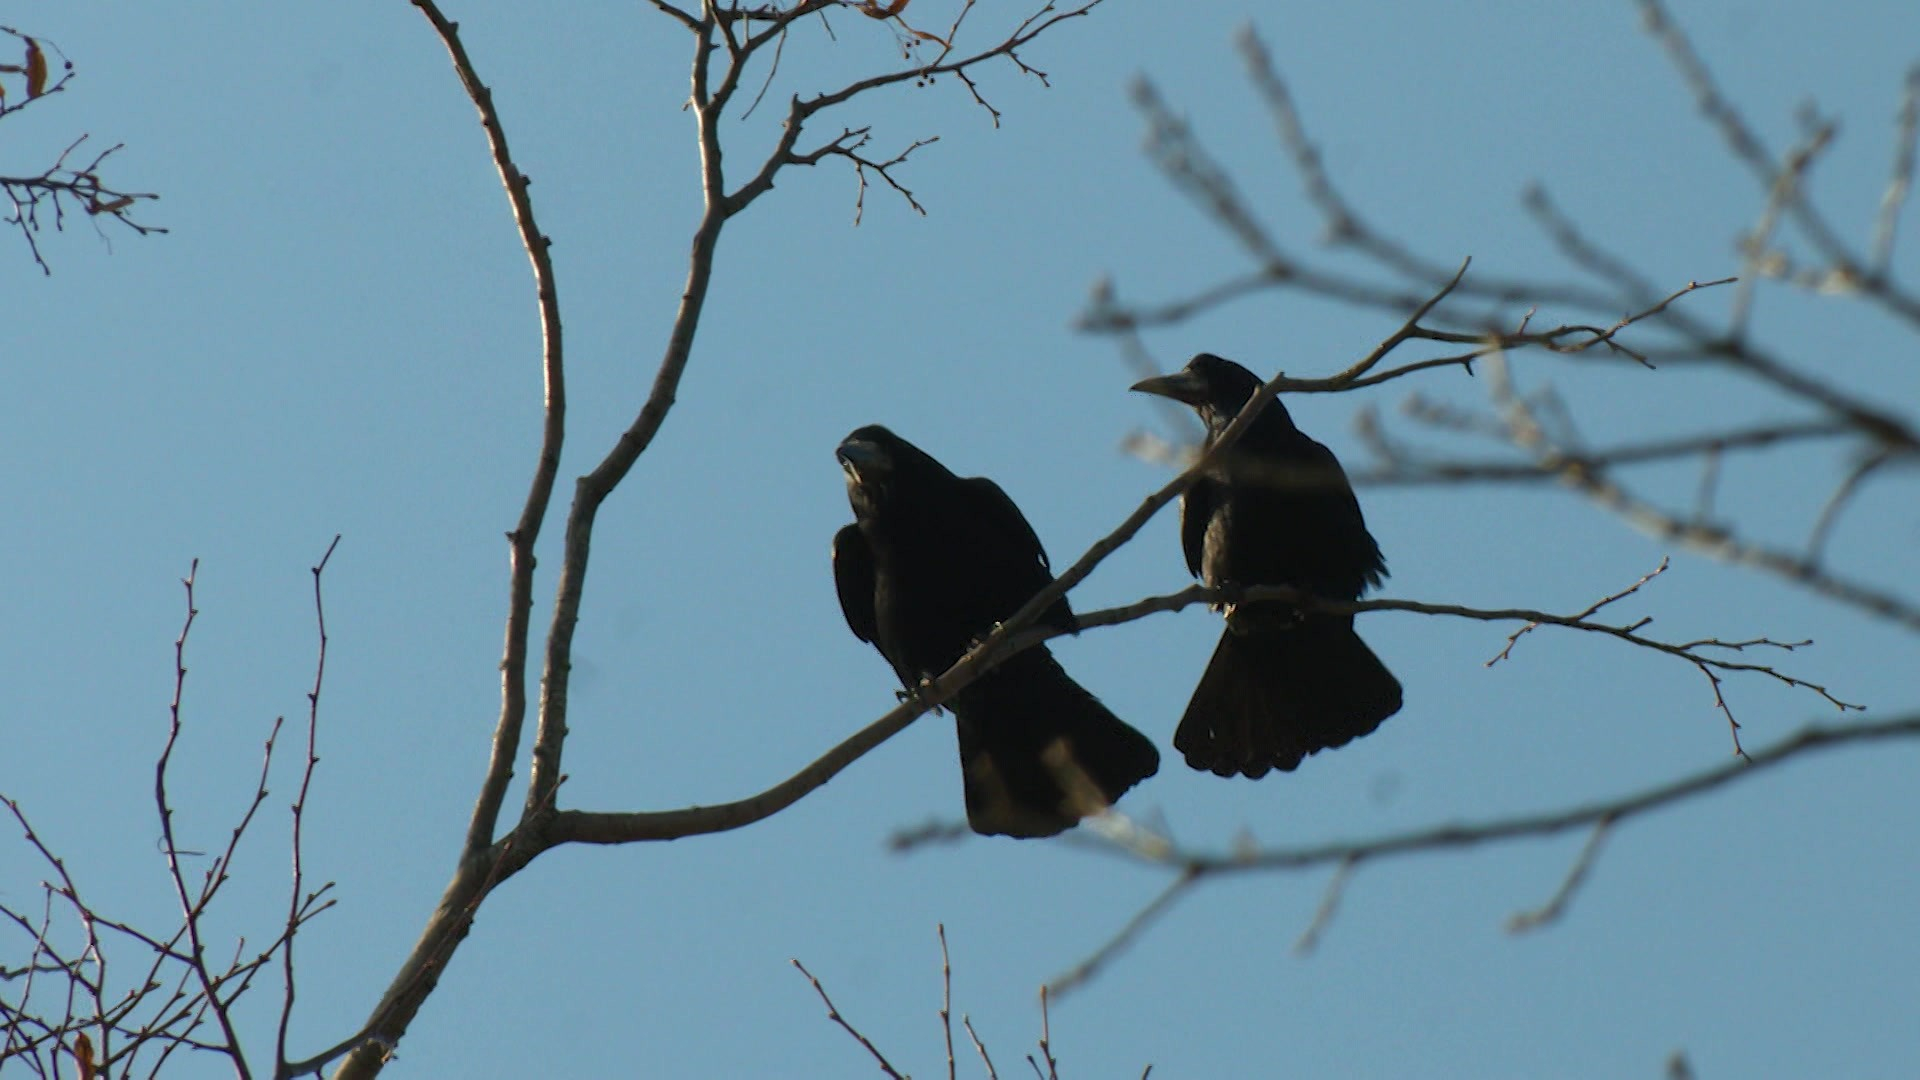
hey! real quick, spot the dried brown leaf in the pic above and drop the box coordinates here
[25,37,47,98]
[73,1033,97,1080]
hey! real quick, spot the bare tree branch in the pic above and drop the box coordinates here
[1291,857,1357,957]
[1869,64,1920,273]
[796,927,1147,1077]
[557,550,1852,850]
[1804,445,1899,566]
[792,958,908,1080]
[1041,714,1920,993]
[965,1012,1001,1080]
[1,548,347,1078]
[1636,0,1920,330]
[939,924,956,1080]
[154,563,253,1079]
[330,6,1117,1073]
[1475,352,1920,633]
[1341,418,1853,488]
[401,0,569,862]
[14,6,1910,1073]
[276,536,341,1076]
[1505,818,1613,935]
[1,137,164,275]
[1044,869,1195,997]
[0,29,162,273]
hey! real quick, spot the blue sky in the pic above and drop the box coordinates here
[4,1,1917,1076]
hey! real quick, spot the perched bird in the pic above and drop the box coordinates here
[833,425,1159,836]
[1131,353,1402,778]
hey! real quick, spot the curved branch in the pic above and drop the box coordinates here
[549,693,936,844]
[153,564,253,1078]
[330,7,571,1077]
[551,553,1853,847]
[405,0,570,860]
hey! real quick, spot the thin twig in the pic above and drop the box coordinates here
[0,129,164,275]
[792,958,906,1079]
[152,562,252,1077]
[1047,869,1199,998]
[963,1014,1000,1080]
[1033,986,1058,1080]
[1293,856,1358,956]
[1869,64,1920,272]
[275,535,339,1075]
[939,924,955,1080]
[1489,558,1669,665]
[404,0,569,859]
[1506,818,1613,934]
[1804,447,1895,565]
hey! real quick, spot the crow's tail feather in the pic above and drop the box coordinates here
[951,648,1160,838]
[1173,613,1401,779]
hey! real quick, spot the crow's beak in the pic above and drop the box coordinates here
[1129,370,1208,405]
[836,437,889,480]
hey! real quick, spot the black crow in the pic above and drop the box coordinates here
[833,425,1159,836]
[1131,354,1401,778]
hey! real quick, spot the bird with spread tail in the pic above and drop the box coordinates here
[1132,353,1402,778]
[832,425,1160,836]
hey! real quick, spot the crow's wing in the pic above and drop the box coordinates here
[959,476,1076,632]
[1180,476,1219,583]
[831,523,879,644]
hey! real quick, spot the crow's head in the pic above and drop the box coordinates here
[1129,353,1284,435]
[835,424,900,486]
[837,425,953,508]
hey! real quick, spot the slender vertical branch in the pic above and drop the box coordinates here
[404,0,569,859]
[325,8,573,1075]
[154,562,252,1077]
[939,924,956,1080]
[276,536,339,1074]
[521,14,731,819]
[524,0,824,814]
